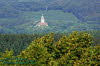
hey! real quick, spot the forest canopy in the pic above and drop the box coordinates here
[0,31,100,65]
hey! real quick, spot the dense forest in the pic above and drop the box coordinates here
[0,31,100,65]
[0,0,99,65]
[0,30,100,55]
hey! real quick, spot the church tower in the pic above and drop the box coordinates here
[36,14,48,27]
[41,14,45,23]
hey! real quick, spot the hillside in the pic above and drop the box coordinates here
[0,0,99,34]
[0,0,99,21]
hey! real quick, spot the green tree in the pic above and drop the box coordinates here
[0,32,99,66]
[0,49,14,66]
[19,33,55,66]
[52,31,93,65]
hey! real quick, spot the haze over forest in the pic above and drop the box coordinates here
[0,0,99,33]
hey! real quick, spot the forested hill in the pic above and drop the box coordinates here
[0,0,99,34]
[0,0,99,21]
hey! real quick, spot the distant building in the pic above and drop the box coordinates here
[36,14,48,27]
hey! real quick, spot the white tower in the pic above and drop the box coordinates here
[35,14,48,27]
[41,14,45,23]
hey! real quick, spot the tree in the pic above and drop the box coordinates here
[0,49,14,65]
[0,32,99,66]
[19,33,55,65]
[52,31,93,65]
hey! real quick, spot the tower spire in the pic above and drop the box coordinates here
[41,14,45,23]
[36,14,48,27]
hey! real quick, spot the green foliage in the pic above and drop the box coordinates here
[0,49,14,65]
[19,33,54,65]
[52,31,93,65]
[87,30,100,46]
[0,32,100,65]
[0,34,42,55]
[19,32,99,65]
